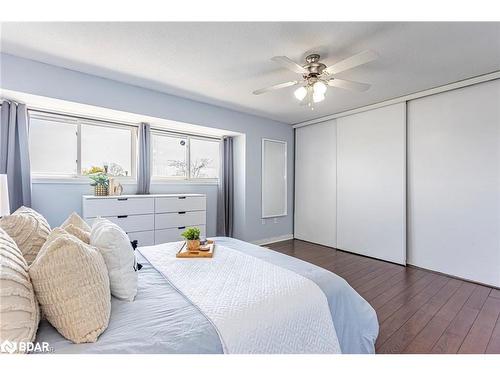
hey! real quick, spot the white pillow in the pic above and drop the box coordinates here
[90,218,138,301]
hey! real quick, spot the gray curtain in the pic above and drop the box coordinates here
[0,100,31,212]
[136,122,151,194]
[217,136,234,237]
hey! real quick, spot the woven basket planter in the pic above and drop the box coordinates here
[94,185,108,196]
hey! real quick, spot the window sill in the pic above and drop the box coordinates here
[31,176,218,186]
[32,176,137,185]
[151,178,219,186]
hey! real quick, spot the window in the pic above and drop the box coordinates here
[151,133,188,178]
[29,115,78,176]
[28,110,220,182]
[152,131,220,180]
[29,112,136,178]
[81,122,133,177]
[189,137,220,179]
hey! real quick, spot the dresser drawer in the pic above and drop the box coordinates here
[155,225,206,244]
[128,230,155,247]
[104,214,155,233]
[83,197,155,218]
[155,196,206,213]
[155,211,206,230]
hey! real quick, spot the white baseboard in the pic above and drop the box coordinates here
[252,234,294,246]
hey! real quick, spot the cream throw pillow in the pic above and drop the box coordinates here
[91,218,138,301]
[0,207,51,265]
[29,228,111,344]
[0,228,40,353]
[64,224,90,244]
[61,212,91,233]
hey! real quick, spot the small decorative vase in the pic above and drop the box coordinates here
[94,185,108,196]
[187,239,200,251]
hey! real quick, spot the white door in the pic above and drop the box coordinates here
[336,103,407,265]
[294,120,337,247]
[407,80,500,287]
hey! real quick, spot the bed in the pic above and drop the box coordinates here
[35,237,379,354]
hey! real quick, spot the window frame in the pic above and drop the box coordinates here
[188,135,222,181]
[150,129,221,184]
[29,110,138,183]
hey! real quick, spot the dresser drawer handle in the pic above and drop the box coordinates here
[178,196,186,199]
[117,197,128,201]
[178,226,186,230]
[117,215,128,219]
[178,211,186,215]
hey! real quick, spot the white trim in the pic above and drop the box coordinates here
[151,178,219,185]
[293,70,500,128]
[32,176,137,185]
[252,234,294,246]
[32,176,218,186]
[261,138,288,219]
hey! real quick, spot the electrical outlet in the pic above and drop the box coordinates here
[261,219,266,225]
[273,218,278,224]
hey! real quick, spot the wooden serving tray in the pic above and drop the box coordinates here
[176,240,215,258]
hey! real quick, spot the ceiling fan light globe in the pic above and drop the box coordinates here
[294,86,307,101]
[313,81,327,95]
[313,92,325,103]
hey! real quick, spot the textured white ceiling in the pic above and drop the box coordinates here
[1,22,499,124]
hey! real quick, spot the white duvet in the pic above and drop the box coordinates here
[139,242,341,354]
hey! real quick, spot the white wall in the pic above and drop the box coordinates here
[336,103,406,265]
[294,120,337,247]
[407,80,500,287]
[0,53,294,242]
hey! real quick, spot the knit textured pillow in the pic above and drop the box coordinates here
[64,224,90,244]
[29,229,111,344]
[0,228,40,353]
[0,207,51,265]
[61,212,91,233]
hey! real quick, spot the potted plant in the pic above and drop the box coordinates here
[181,227,201,251]
[86,167,109,196]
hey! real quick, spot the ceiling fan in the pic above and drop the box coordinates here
[253,50,378,109]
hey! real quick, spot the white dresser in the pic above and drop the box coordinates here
[82,194,206,246]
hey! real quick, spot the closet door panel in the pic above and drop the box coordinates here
[294,120,337,247]
[408,80,500,287]
[337,103,406,264]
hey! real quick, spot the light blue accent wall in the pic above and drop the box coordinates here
[1,53,294,242]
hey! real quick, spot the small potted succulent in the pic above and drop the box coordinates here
[181,227,201,251]
[85,167,110,196]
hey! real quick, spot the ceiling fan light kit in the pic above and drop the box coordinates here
[253,51,378,110]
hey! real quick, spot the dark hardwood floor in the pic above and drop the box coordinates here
[266,239,500,354]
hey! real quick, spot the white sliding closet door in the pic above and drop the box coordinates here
[408,80,500,287]
[294,120,337,247]
[337,103,406,264]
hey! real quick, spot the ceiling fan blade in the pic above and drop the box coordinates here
[323,50,378,75]
[271,56,308,74]
[252,80,300,95]
[327,78,371,92]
